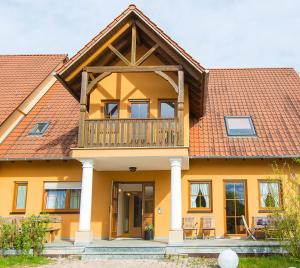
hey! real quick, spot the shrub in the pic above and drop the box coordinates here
[269,161,300,258]
[0,215,49,256]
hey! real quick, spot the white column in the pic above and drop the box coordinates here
[75,159,94,244]
[169,158,183,244]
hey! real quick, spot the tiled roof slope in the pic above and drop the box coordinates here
[0,54,67,125]
[0,81,79,159]
[190,68,300,157]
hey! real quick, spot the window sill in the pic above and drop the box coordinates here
[10,211,26,215]
[187,209,212,213]
[40,211,80,215]
[258,208,282,213]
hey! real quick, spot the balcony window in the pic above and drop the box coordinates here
[159,100,176,118]
[130,101,149,119]
[104,101,119,119]
[225,116,256,136]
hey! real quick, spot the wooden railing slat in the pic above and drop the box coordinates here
[83,118,180,148]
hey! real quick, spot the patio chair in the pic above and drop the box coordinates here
[241,215,256,240]
[182,215,198,239]
[201,216,216,239]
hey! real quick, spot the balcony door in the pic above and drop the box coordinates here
[224,181,247,235]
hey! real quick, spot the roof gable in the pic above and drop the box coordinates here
[55,5,207,118]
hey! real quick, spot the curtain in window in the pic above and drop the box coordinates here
[46,190,66,209]
[260,182,269,207]
[269,183,280,207]
[70,190,80,209]
[199,183,209,208]
[16,185,27,209]
[191,184,200,208]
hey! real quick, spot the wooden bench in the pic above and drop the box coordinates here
[45,216,62,243]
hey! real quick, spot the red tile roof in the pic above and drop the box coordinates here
[1,68,299,160]
[57,4,204,76]
[190,68,300,158]
[0,54,67,125]
[0,81,79,160]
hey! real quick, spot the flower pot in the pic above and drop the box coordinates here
[144,230,154,240]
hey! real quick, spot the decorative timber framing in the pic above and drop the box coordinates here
[77,24,186,147]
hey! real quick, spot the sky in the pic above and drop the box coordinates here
[0,0,300,71]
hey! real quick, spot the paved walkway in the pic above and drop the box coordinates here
[40,257,218,268]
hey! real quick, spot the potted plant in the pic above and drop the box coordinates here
[144,224,154,240]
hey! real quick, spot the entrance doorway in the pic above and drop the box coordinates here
[109,182,154,239]
[224,181,247,235]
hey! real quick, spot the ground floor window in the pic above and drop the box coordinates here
[13,182,28,212]
[189,181,212,212]
[259,180,281,210]
[43,182,81,212]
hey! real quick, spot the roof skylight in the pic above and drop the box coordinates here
[225,116,256,137]
[28,122,49,136]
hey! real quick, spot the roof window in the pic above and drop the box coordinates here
[29,122,49,136]
[225,116,256,136]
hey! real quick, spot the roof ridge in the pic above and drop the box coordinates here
[208,67,295,70]
[0,54,68,57]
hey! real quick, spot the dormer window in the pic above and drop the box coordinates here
[28,122,49,136]
[225,116,256,136]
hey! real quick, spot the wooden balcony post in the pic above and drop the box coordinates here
[78,71,88,147]
[178,70,184,146]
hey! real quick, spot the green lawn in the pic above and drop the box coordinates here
[239,256,300,268]
[0,256,52,268]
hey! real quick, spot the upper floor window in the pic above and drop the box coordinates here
[13,182,28,213]
[189,181,212,212]
[29,122,49,136]
[159,100,176,118]
[225,116,256,136]
[130,100,149,119]
[103,101,119,119]
[43,182,81,212]
[259,180,282,210]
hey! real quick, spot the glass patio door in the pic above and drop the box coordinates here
[224,181,247,235]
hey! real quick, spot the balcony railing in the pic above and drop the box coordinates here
[83,118,181,148]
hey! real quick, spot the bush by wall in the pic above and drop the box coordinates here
[0,215,49,256]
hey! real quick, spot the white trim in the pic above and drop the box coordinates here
[44,182,82,190]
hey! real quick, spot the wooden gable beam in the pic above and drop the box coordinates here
[108,44,131,66]
[84,65,181,73]
[135,20,201,81]
[65,22,131,82]
[136,44,159,66]
[131,23,137,64]
[87,72,112,94]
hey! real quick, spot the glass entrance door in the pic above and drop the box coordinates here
[224,181,247,235]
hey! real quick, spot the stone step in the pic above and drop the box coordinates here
[84,246,166,254]
[81,252,165,260]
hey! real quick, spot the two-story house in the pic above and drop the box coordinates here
[0,5,299,245]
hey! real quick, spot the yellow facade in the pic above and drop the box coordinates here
[1,159,297,239]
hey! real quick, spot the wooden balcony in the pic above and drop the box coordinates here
[82,118,182,148]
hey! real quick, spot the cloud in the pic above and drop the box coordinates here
[0,0,299,71]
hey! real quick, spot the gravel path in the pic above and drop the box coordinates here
[40,257,218,268]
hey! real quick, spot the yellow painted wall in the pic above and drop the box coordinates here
[1,159,298,240]
[88,45,189,146]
